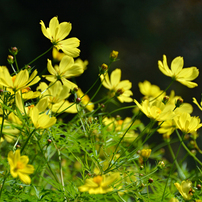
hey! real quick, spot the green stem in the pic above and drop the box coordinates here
[26,45,53,66]
[167,141,186,179]
[21,129,36,153]
[14,55,19,72]
[176,129,202,166]
[150,80,174,102]
[0,170,9,199]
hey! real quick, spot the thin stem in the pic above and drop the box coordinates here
[26,45,53,66]
[150,80,174,102]
[14,55,19,72]
[21,129,36,153]
[0,169,9,199]
[167,141,186,179]
[176,129,202,166]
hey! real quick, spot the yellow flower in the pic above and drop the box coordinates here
[140,149,151,159]
[36,82,77,113]
[138,80,165,100]
[158,55,199,88]
[40,16,80,58]
[0,66,40,91]
[43,56,84,89]
[8,150,34,184]
[174,180,193,200]
[174,112,202,134]
[29,107,56,129]
[100,69,133,103]
[76,88,94,111]
[134,99,175,122]
[78,172,120,194]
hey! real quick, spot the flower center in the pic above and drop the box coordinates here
[93,175,103,185]
[22,87,31,93]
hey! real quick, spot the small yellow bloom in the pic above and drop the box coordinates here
[40,16,80,57]
[158,55,199,88]
[138,80,165,100]
[174,112,202,134]
[8,150,34,184]
[110,50,119,60]
[100,69,133,103]
[134,99,175,122]
[43,56,84,89]
[174,180,193,200]
[0,66,40,91]
[29,107,56,129]
[140,149,151,159]
[78,172,120,194]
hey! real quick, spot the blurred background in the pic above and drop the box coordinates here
[0,0,202,165]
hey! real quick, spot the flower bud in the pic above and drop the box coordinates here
[110,50,119,61]
[197,184,201,190]
[7,55,14,64]
[0,89,4,94]
[157,161,165,170]
[175,98,183,108]
[99,63,108,74]
[162,96,169,105]
[71,87,79,94]
[76,97,81,104]
[47,139,52,144]
[10,47,18,55]
[148,178,153,183]
[140,149,151,159]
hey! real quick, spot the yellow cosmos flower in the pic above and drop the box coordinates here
[174,180,193,200]
[40,16,80,58]
[0,66,40,91]
[37,82,77,113]
[158,55,199,88]
[29,107,56,129]
[78,172,120,194]
[8,149,34,184]
[138,80,165,100]
[174,112,202,134]
[43,56,84,89]
[140,148,151,159]
[100,69,133,103]
[134,99,175,122]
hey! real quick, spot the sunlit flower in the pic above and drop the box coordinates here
[158,55,199,88]
[37,82,77,113]
[78,172,120,194]
[174,112,202,134]
[40,16,80,57]
[174,180,193,200]
[140,149,151,159]
[43,56,84,89]
[8,149,34,184]
[100,69,133,103]
[29,106,56,129]
[0,66,40,91]
[134,99,175,122]
[138,80,165,100]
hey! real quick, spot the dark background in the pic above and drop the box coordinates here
[1,0,202,113]
[1,0,202,164]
